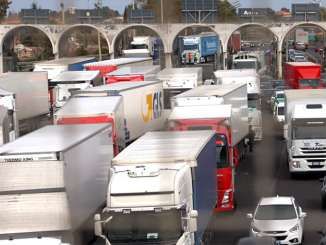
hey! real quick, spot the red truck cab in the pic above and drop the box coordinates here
[284,62,323,89]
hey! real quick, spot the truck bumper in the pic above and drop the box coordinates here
[289,157,326,172]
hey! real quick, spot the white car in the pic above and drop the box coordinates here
[273,101,285,124]
[247,196,306,245]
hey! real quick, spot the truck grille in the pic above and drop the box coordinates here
[293,155,326,159]
[300,147,326,154]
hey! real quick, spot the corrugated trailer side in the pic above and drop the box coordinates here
[194,134,216,244]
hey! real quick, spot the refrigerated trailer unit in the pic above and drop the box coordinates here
[33,57,96,80]
[73,81,165,143]
[0,72,49,136]
[105,65,160,84]
[94,130,217,245]
[54,96,125,155]
[284,89,326,175]
[49,70,101,109]
[156,67,203,110]
[169,83,249,211]
[214,69,262,141]
[0,124,113,245]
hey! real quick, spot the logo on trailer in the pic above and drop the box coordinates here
[142,91,163,123]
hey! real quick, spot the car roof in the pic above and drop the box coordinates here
[259,196,294,206]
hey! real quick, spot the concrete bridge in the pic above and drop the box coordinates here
[1,22,326,77]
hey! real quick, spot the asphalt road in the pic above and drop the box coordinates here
[208,101,326,245]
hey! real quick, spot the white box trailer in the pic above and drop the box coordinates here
[33,57,96,80]
[0,237,70,245]
[157,67,203,109]
[95,131,216,245]
[105,65,161,84]
[49,70,101,109]
[0,72,49,135]
[171,83,249,147]
[54,96,125,155]
[73,81,165,143]
[0,124,113,245]
[284,89,326,174]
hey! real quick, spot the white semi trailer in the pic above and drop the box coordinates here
[0,124,113,244]
[284,89,326,176]
[94,131,217,245]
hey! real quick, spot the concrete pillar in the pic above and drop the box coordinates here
[165,53,172,68]
[277,50,283,79]
[222,52,228,70]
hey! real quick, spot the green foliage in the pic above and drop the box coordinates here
[0,0,11,21]
[217,0,237,22]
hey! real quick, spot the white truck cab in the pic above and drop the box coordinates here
[284,90,326,175]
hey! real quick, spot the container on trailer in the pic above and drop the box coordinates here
[54,96,125,155]
[105,65,160,84]
[84,57,153,78]
[73,80,165,143]
[0,124,113,245]
[49,70,101,108]
[284,62,322,89]
[33,57,96,80]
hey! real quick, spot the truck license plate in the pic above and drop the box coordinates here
[312,162,321,166]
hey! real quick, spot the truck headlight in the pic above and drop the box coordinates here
[291,160,300,168]
[289,224,299,232]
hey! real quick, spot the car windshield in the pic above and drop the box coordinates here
[106,210,183,243]
[255,204,297,220]
[276,93,284,99]
[293,124,326,139]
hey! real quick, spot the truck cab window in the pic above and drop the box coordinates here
[216,134,229,169]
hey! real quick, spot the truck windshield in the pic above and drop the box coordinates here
[131,44,148,49]
[106,209,183,243]
[233,61,257,69]
[216,134,229,169]
[184,44,198,51]
[277,106,284,116]
[299,79,321,88]
[293,124,326,139]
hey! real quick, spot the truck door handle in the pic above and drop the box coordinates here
[217,174,223,177]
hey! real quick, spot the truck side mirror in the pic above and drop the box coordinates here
[94,214,103,237]
[246,213,253,219]
[188,210,198,233]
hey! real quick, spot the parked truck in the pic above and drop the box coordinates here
[49,70,101,109]
[94,130,216,245]
[179,32,219,64]
[169,83,249,211]
[73,81,165,143]
[0,124,113,244]
[33,57,96,80]
[0,72,49,136]
[122,36,155,57]
[157,67,203,110]
[84,57,153,79]
[284,89,326,176]
[105,65,160,84]
[214,69,263,141]
[284,62,323,89]
[54,96,125,156]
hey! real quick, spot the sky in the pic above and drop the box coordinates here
[8,0,326,14]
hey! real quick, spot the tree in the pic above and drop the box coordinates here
[0,0,11,21]
[217,0,238,22]
[321,7,326,21]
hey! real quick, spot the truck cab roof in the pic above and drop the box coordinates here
[293,103,326,119]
